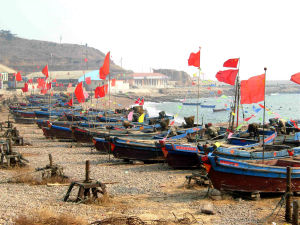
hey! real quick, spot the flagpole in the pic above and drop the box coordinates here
[197,46,201,126]
[108,53,111,162]
[236,58,241,128]
[262,67,267,163]
[230,58,240,131]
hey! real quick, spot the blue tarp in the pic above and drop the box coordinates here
[78,70,100,82]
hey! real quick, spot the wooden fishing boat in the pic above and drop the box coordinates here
[107,126,203,162]
[202,154,300,193]
[182,102,202,106]
[161,130,277,169]
[42,124,73,140]
[92,137,110,152]
[110,137,165,162]
[213,108,227,112]
[200,104,216,108]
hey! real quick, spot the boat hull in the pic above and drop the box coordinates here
[206,156,300,193]
[112,139,164,162]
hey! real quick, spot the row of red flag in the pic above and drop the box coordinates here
[188,49,300,104]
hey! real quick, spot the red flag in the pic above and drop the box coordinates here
[42,65,49,79]
[217,90,222,95]
[15,72,22,82]
[94,85,106,98]
[223,58,239,68]
[28,79,33,83]
[139,98,144,106]
[216,69,238,86]
[75,82,85,103]
[94,87,100,98]
[41,89,47,94]
[56,83,59,87]
[99,52,110,79]
[53,79,56,82]
[192,81,196,86]
[68,83,72,88]
[188,50,200,68]
[111,79,116,87]
[135,98,140,104]
[240,74,265,104]
[21,83,28,92]
[85,77,91,85]
[66,98,73,106]
[291,72,300,85]
[84,58,88,62]
[46,82,52,90]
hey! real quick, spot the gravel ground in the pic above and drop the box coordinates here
[0,108,296,225]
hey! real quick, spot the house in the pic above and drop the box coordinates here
[126,73,168,88]
[0,64,17,89]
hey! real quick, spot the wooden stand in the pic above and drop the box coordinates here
[64,160,107,203]
[0,138,28,168]
[36,154,66,179]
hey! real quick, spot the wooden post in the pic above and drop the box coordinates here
[286,166,292,222]
[7,138,12,154]
[48,154,53,167]
[85,160,90,182]
[293,200,299,225]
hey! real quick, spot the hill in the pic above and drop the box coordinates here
[0,30,125,74]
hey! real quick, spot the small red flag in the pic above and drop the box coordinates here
[192,81,196,86]
[52,79,56,82]
[84,58,88,62]
[46,82,52,90]
[188,50,200,68]
[68,83,72,88]
[66,98,73,106]
[291,72,300,85]
[215,69,238,86]
[139,98,144,106]
[240,74,265,104]
[42,65,49,79]
[21,83,28,92]
[135,98,140,104]
[28,79,33,83]
[99,52,110,79]
[75,82,85,103]
[56,83,59,87]
[217,90,222,95]
[15,72,22,82]
[111,79,116,87]
[85,77,91,85]
[223,58,239,68]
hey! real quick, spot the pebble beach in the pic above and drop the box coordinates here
[0,103,297,225]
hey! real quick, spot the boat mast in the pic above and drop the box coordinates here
[196,46,201,126]
[262,67,267,162]
[108,53,111,162]
[230,58,240,131]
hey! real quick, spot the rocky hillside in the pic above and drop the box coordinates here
[0,30,125,74]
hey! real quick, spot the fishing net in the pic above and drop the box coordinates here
[91,213,199,225]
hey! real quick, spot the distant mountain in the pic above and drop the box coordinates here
[0,30,126,74]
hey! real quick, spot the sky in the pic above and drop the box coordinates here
[1,0,300,80]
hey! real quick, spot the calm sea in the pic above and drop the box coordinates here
[144,93,300,124]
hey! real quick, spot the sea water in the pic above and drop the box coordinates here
[144,93,300,124]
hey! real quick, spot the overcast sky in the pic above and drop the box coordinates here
[1,0,300,80]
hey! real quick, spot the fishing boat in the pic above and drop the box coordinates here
[182,102,202,106]
[213,108,227,112]
[202,154,300,193]
[42,124,73,140]
[200,104,216,108]
[161,129,277,169]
